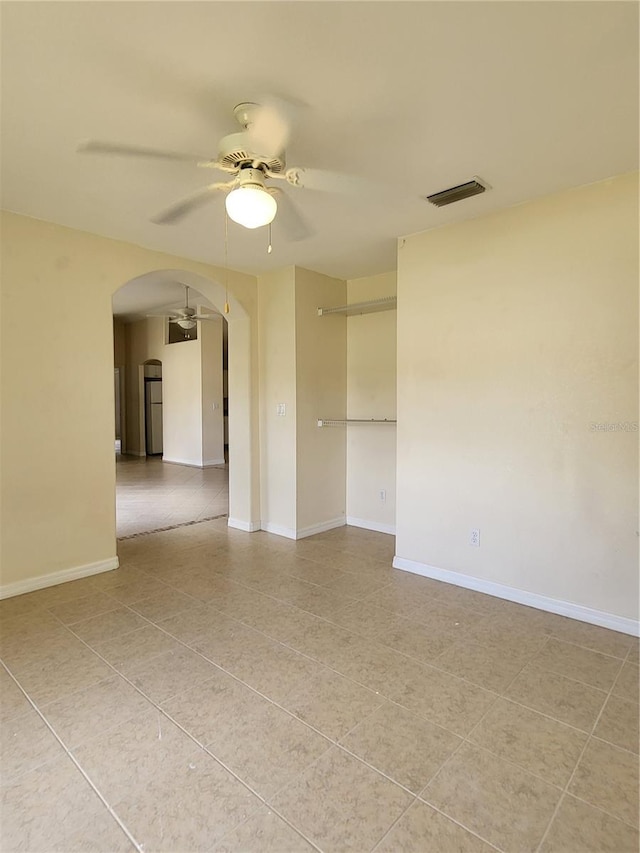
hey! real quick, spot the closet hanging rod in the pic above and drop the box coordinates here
[317,418,397,427]
[317,296,397,317]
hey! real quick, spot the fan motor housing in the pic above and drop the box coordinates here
[217,131,285,173]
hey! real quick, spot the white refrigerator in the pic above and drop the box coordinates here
[145,380,163,455]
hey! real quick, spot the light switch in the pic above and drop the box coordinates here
[276,403,286,416]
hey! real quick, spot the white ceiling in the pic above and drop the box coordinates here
[2,1,638,308]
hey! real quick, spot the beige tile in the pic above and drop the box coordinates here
[422,743,561,852]
[205,699,331,798]
[1,628,89,674]
[594,694,639,753]
[546,617,633,659]
[111,758,261,852]
[194,620,322,702]
[0,666,32,723]
[213,807,316,852]
[87,565,155,591]
[540,794,640,853]
[46,592,119,625]
[156,603,236,645]
[432,640,530,692]
[375,800,495,853]
[428,584,499,615]
[66,607,148,644]
[161,668,261,744]
[41,675,152,749]
[505,665,608,730]
[387,661,498,736]
[613,660,639,703]
[341,701,461,793]
[283,559,348,587]
[271,746,412,852]
[90,624,182,669]
[129,586,200,622]
[281,667,383,740]
[469,697,587,786]
[0,609,69,651]
[73,707,201,800]
[325,570,389,600]
[278,616,357,662]
[328,600,402,639]
[628,642,639,664]
[568,737,639,827]
[101,574,171,603]
[363,583,435,615]
[0,593,44,619]
[17,577,104,609]
[11,645,114,706]
[121,646,220,703]
[463,620,547,658]
[532,639,623,691]
[1,754,134,852]
[374,615,461,664]
[286,583,355,620]
[1,707,64,782]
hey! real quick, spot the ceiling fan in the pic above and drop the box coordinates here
[147,285,217,331]
[77,98,369,240]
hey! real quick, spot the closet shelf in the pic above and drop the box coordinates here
[317,418,397,427]
[317,296,397,317]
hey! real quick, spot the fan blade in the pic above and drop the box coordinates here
[151,182,234,225]
[246,96,299,159]
[269,187,313,242]
[146,313,179,319]
[285,166,378,197]
[192,314,219,321]
[77,139,216,165]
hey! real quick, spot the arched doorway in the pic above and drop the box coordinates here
[111,269,255,535]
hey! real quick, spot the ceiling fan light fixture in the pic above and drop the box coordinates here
[176,317,197,330]
[225,185,277,229]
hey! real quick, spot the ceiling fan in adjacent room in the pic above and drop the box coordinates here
[147,285,217,331]
[77,98,371,241]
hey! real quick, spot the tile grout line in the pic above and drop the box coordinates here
[0,661,143,853]
[15,594,516,851]
[534,647,631,852]
[4,531,636,850]
[4,616,326,853]
[406,636,559,853]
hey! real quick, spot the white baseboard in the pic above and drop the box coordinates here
[260,517,346,541]
[393,556,640,638]
[0,557,119,600]
[347,516,396,536]
[162,457,207,468]
[202,458,226,467]
[260,522,297,540]
[227,518,261,533]
[296,517,346,539]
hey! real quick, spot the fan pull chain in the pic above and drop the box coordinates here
[267,222,273,255]
[224,211,230,315]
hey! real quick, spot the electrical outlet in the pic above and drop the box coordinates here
[470,528,480,547]
[379,489,386,502]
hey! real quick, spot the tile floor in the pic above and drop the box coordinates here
[1,521,638,852]
[116,455,228,538]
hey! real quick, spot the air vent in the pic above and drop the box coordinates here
[426,178,488,207]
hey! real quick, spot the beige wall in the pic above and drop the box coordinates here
[0,212,258,592]
[258,267,297,533]
[124,317,165,455]
[295,267,347,532]
[201,316,225,466]
[346,271,397,532]
[396,173,639,622]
